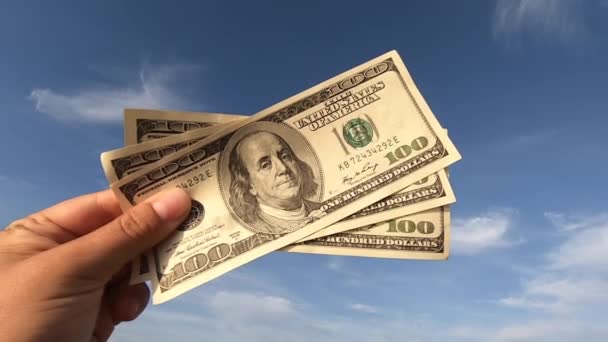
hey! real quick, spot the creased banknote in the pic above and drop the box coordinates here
[285,206,450,259]
[119,111,455,241]
[104,50,461,303]
[104,117,455,282]
[123,108,242,145]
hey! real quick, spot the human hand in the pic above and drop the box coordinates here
[0,188,191,342]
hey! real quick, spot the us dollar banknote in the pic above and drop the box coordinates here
[118,109,455,240]
[106,125,221,183]
[124,108,242,145]
[103,125,222,283]
[106,50,461,303]
[104,119,455,282]
[120,111,244,282]
[284,206,450,259]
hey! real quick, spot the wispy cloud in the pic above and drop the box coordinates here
[112,257,608,342]
[325,257,368,287]
[326,257,346,272]
[113,268,446,342]
[451,209,519,255]
[113,210,608,342]
[547,213,608,271]
[208,290,296,321]
[29,63,199,123]
[348,303,379,314]
[493,0,588,45]
[499,211,608,316]
[490,319,597,342]
[449,319,599,342]
[544,211,608,231]
[505,129,558,146]
[116,293,445,342]
[500,276,608,313]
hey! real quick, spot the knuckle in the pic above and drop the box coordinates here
[117,204,160,241]
[5,217,41,236]
[7,216,36,231]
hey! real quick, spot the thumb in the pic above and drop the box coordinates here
[48,188,191,282]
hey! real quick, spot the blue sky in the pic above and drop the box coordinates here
[1,0,608,341]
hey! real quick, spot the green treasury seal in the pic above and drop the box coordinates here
[178,200,205,231]
[343,118,374,148]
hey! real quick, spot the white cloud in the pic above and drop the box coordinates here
[547,214,608,271]
[493,0,588,45]
[500,276,608,313]
[112,269,448,342]
[326,257,345,272]
[492,319,589,342]
[544,211,608,231]
[111,264,608,342]
[499,211,608,317]
[209,269,292,297]
[208,290,295,321]
[325,257,369,287]
[115,295,446,342]
[505,130,558,146]
[451,318,608,342]
[348,303,378,314]
[111,211,608,342]
[29,63,199,123]
[451,209,518,255]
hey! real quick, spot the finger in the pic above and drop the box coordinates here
[108,264,131,286]
[108,283,150,324]
[93,301,115,342]
[10,190,122,244]
[46,188,191,281]
[41,189,122,235]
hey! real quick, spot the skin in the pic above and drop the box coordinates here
[0,188,191,342]
[237,132,303,211]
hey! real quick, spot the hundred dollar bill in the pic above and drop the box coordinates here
[121,110,246,282]
[121,109,456,240]
[102,126,221,283]
[300,169,453,241]
[104,121,455,282]
[284,206,450,259]
[107,50,461,303]
[124,108,242,145]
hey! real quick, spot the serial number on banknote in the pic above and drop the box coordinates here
[337,135,400,171]
[175,169,214,190]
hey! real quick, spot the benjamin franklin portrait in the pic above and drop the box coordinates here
[226,127,323,235]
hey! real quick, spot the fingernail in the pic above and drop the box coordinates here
[151,188,191,221]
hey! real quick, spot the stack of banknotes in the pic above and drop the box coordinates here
[100,51,462,304]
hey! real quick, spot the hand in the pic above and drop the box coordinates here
[0,188,191,342]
